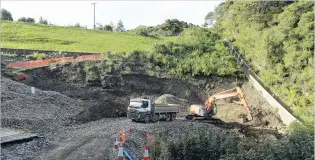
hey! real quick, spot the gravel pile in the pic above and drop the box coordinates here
[1,77,85,132]
[1,77,85,160]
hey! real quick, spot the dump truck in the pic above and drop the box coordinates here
[127,98,180,123]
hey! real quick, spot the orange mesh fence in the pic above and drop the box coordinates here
[7,54,101,69]
[51,57,74,63]
[8,59,51,69]
[76,54,102,61]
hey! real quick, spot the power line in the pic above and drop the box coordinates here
[91,2,97,30]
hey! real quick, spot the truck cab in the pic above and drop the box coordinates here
[127,99,152,122]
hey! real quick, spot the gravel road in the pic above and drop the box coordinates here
[2,116,219,160]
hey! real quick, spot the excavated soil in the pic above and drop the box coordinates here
[1,60,285,160]
[14,61,208,123]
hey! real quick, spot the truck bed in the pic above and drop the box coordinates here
[154,104,179,113]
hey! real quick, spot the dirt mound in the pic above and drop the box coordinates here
[155,94,187,104]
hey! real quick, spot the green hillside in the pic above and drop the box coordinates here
[212,1,314,125]
[0,21,175,53]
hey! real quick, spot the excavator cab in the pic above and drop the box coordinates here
[209,102,217,116]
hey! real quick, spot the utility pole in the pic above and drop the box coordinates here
[91,2,96,30]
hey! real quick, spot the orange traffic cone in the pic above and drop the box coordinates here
[114,137,119,150]
[143,145,149,160]
[119,131,125,143]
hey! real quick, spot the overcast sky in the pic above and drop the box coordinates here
[1,1,223,29]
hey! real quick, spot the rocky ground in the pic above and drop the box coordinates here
[1,58,285,160]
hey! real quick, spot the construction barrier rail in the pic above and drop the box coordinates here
[7,54,103,69]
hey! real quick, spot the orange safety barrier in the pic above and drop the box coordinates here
[8,59,51,69]
[76,54,102,61]
[7,54,101,69]
[51,57,74,63]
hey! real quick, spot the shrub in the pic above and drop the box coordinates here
[104,25,113,31]
[74,23,81,28]
[151,123,314,160]
[84,65,100,81]
[18,17,35,23]
[135,26,149,36]
[26,52,46,60]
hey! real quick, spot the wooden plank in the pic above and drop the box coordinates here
[0,128,38,144]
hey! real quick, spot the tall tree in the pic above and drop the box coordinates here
[1,8,13,21]
[39,16,48,25]
[115,20,125,32]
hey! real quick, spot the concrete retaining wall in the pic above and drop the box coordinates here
[224,42,299,126]
[248,74,297,126]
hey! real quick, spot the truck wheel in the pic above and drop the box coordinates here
[171,114,176,121]
[166,114,171,121]
[154,114,159,122]
[144,115,150,123]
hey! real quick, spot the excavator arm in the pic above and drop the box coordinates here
[205,87,252,120]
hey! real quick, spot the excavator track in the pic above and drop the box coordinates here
[185,116,224,125]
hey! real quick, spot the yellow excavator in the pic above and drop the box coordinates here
[186,87,253,121]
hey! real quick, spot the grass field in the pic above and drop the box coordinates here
[1,21,175,53]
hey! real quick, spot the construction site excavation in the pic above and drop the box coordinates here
[1,2,314,158]
[1,51,288,160]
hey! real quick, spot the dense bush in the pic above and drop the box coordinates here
[134,26,149,36]
[17,17,35,23]
[150,123,314,160]
[129,19,199,36]
[105,27,241,79]
[213,1,314,124]
[151,28,241,77]
[104,25,113,31]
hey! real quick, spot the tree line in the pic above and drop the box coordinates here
[1,8,125,32]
